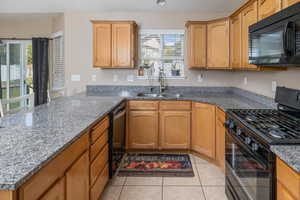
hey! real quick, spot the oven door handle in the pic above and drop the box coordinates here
[114,109,126,120]
[283,21,295,57]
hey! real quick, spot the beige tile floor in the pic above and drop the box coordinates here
[100,154,228,200]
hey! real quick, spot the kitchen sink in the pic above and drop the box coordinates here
[137,93,182,98]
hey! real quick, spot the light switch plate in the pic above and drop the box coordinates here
[71,74,81,81]
[244,77,248,85]
[272,81,277,92]
[91,75,96,82]
[113,74,118,82]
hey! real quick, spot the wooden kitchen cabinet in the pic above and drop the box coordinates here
[192,102,216,159]
[159,111,191,149]
[207,18,230,69]
[241,0,258,70]
[186,22,207,68]
[66,151,89,200]
[258,0,281,20]
[128,110,159,149]
[276,158,300,200]
[40,178,65,200]
[92,21,137,68]
[215,108,226,170]
[282,0,300,8]
[230,13,242,69]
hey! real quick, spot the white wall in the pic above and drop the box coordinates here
[63,11,235,95]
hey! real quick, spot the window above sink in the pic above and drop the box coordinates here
[137,29,185,80]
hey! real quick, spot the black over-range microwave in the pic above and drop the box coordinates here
[249,2,300,67]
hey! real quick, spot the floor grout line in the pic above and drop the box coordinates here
[193,156,207,200]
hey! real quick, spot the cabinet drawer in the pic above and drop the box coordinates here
[19,133,89,200]
[129,101,158,110]
[91,116,109,144]
[90,144,109,186]
[90,130,108,162]
[159,101,191,111]
[216,107,225,123]
[277,181,296,200]
[90,164,109,200]
[277,158,300,199]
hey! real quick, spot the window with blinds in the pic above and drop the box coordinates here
[138,30,185,79]
[51,33,64,91]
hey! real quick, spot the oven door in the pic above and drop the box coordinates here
[225,131,273,200]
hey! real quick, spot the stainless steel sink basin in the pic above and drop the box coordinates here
[137,93,182,98]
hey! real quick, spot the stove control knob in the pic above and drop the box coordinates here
[252,143,259,151]
[245,137,252,144]
[224,120,231,128]
[237,128,242,136]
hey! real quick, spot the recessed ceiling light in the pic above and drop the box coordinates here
[156,0,166,7]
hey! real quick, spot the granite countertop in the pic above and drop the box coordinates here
[271,146,300,173]
[0,94,124,190]
[0,86,298,190]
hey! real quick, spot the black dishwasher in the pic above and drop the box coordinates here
[109,102,126,178]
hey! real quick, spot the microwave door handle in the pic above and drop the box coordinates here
[283,22,295,57]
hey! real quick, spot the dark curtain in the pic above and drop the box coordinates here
[32,38,49,106]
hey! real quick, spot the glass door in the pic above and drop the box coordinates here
[0,40,33,114]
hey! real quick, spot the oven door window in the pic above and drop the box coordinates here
[226,132,271,200]
[249,26,285,65]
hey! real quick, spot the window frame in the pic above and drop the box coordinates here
[137,29,186,80]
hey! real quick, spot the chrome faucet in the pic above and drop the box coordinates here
[158,67,166,95]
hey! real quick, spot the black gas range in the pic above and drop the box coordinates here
[225,87,300,200]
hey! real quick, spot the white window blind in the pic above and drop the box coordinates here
[51,33,64,90]
[139,30,185,78]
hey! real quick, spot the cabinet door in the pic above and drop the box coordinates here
[93,23,112,67]
[282,0,300,8]
[112,23,133,68]
[159,111,191,149]
[241,1,258,70]
[66,151,89,200]
[192,103,216,159]
[207,19,230,69]
[258,0,281,20]
[216,111,225,170]
[187,23,207,68]
[230,14,242,69]
[128,111,158,149]
[40,178,65,200]
[277,181,296,200]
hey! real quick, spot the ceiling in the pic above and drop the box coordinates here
[0,0,247,13]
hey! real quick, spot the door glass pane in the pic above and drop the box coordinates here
[9,43,22,110]
[0,43,7,100]
[25,43,33,106]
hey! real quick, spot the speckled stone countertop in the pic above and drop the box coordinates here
[271,146,300,173]
[0,94,124,190]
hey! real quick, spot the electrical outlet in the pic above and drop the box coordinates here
[197,74,203,82]
[71,74,81,82]
[244,77,248,85]
[113,74,118,82]
[91,75,96,82]
[272,81,277,92]
[127,75,134,82]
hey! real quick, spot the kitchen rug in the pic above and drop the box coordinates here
[118,153,194,177]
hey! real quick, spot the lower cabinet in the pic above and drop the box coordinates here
[128,111,159,149]
[159,111,191,149]
[66,151,89,200]
[40,177,65,200]
[192,102,216,159]
[215,108,225,170]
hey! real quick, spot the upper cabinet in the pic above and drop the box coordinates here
[230,13,242,69]
[92,21,137,68]
[186,22,207,68]
[282,0,300,8]
[241,1,258,70]
[258,0,281,20]
[207,19,230,69]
